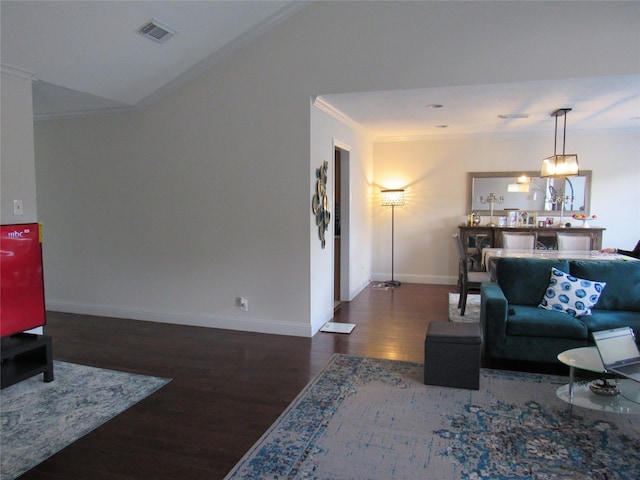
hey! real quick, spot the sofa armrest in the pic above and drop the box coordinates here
[481,282,508,361]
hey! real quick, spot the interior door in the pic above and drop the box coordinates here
[334,148,341,305]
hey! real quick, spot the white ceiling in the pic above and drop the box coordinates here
[320,75,640,140]
[1,1,639,138]
[1,0,304,116]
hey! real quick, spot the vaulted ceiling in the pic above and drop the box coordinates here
[1,1,303,117]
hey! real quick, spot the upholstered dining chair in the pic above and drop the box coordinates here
[502,232,536,249]
[454,233,492,316]
[556,232,593,251]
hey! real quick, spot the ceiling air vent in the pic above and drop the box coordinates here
[138,20,176,43]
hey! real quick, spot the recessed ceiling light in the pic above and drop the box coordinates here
[426,104,443,109]
[498,113,530,119]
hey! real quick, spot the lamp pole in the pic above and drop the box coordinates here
[388,203,400,287]
[381,189,404,288]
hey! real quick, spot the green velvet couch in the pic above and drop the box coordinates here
[480,257,640,366]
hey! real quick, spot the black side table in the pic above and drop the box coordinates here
[1,333,54,389]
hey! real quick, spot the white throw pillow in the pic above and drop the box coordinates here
[538,267,606,317]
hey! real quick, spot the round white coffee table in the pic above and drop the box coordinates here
[557,346,640,414]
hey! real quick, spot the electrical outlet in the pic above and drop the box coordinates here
[237,297,249,311]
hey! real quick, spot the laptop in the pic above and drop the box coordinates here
[592,327,640,383]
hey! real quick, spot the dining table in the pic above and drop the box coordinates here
[481,248,638,281]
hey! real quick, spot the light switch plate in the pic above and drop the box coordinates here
[13,199,23,215]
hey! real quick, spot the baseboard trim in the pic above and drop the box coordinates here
[371,274,456,285]
[45,301,312,337]
[347,278,370,301]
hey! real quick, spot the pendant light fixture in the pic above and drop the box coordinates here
[541,108,579,177]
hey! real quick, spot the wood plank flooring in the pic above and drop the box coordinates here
[15,283,476,478]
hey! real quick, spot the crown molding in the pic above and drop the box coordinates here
[373,126,640,143]
[1,64,37,82]
[312,95,370,135]
[33,106,135,122]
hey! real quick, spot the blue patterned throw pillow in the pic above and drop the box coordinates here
[538,267,606,317]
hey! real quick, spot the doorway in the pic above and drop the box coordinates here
[334,143,350,307]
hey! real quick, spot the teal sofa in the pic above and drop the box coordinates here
[481,258,640,366]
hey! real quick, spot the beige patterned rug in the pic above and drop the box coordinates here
[448,292,481,322]
[225,354,640,479]
[1,361,170,479]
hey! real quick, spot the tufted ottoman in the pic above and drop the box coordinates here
[424,321,482,390]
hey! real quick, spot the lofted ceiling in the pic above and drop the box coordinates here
[1,1,639,138]
[0,0,304,117]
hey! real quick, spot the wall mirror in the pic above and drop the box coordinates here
[467,170,592,216]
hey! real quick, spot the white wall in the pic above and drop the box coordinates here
[1,71,37,224]
[35,89,314,336]
[373,131,640,285]
[32,1,639,336]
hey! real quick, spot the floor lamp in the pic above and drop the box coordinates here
[381,189,405,287]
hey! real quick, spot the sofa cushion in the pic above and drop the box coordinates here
[497,258,570,306]
[580,311,640,338]
[570,261,640,312]
[505,305,589,340]
[538,267,606,317]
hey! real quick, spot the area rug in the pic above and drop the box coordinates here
[224,354,640,480]
[1,361,170,479]
[449,292,481,322]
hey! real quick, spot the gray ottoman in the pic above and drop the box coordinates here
[424,321,482,390]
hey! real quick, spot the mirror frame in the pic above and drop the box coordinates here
[466,170,592,216]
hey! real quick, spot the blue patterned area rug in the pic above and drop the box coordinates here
[225,354,640,480]
[0,361,170,479]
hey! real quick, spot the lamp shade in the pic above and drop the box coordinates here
[381,189,405,206]
[540,154,579,177]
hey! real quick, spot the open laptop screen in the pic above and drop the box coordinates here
[593,327,640,368]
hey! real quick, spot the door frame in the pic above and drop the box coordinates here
[333,140,350,302]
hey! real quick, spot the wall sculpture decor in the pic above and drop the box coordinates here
[312,160,331,248]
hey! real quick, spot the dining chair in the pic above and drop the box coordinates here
[464,233,489,272]
[502,232,536,249]
[453,233,492,316]
[556,232,593,251]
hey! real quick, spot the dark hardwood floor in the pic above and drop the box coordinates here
[16,283,450,479]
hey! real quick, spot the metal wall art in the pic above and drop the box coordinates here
[312,160,330,248]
